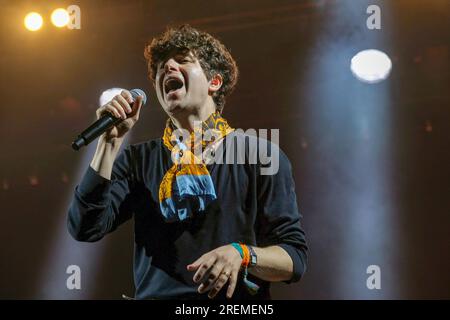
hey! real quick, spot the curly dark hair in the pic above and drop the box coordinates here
[144,24,238,112]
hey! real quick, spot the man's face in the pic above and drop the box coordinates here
[155,50,211,115]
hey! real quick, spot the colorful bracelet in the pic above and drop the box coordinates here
[231,242,260,295]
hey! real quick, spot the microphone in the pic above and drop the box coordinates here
[71,89,147,151]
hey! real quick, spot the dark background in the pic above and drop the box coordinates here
[0,0,449,299]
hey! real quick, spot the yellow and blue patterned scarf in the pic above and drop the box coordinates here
[159,111,234,222]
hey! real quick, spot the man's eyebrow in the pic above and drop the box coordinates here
[175,51,194,59]
[157,51,194,68]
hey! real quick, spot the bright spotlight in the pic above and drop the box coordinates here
[51,8,70,28]
[351,49,392,84]
[99,88,125,106]
[24,12,43,31]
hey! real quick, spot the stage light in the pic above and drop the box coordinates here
[351,49,392,84]
[39,88,131,299]
[100,88,125,106]
[51,8,70,28]
[24,12,43,31]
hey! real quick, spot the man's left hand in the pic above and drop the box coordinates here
[187,244,242,299]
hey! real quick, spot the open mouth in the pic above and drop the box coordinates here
[164,77,184,95]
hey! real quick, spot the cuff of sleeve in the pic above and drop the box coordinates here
[76,166,113,204]
[277,243,307,284]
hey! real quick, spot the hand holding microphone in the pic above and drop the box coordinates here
[72,89,147,150]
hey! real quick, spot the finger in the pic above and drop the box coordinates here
[188,254,205,271]
[226,270,238,299]
[111,100,127,119]
[193,256,216,284]
[100,104,121,119]
[199,263,225,293]
[208,268,231,299]
[115,94,132,114]
[121,90,133,104]
[187,263,199,272]
[130,96,143,120]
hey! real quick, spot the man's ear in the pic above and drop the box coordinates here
[208,74,223,94]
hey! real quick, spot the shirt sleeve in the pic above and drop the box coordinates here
[256,142,308,283]
[67,145,137,242]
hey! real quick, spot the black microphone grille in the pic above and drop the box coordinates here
[130,88,147,106]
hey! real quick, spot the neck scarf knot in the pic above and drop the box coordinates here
[159,111,234,222]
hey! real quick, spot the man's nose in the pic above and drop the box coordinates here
[164,58,179,73]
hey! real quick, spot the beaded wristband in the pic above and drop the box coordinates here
[231,242,260,295]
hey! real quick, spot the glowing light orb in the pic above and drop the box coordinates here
[99,88,125,106]
[351,49,392,84]
[24,12,43,31]
[51,8,70,28]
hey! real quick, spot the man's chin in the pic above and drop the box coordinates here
[165,102,186,115]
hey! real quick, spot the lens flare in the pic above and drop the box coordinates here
[51,8,70,28]
[24,12,43,31]
[351,49,392,84]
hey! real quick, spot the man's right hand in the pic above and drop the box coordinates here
[96,90,144,142]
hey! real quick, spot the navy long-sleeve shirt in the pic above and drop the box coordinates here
[67,131,308,299]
